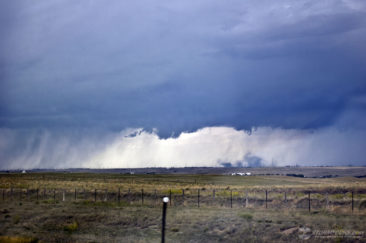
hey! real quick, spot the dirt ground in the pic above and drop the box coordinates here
[1,199,366,243]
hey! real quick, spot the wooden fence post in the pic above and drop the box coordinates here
[198,189,200,208]
[53,189,56,202]
[74,189,77,200]
[10,188,13,199]
[326,192,329,209]
[284,191,287,203]
[63,190,65,202]
[37,189,39,201]
[94,189,97,202]
[104,189,108,202]
[118,188,120,204]
[128,188,131,204]
[352,191,354,213]
[246,190,249,208]
[169,190,172,206]
[155,189,157,205]
[230,190,233,208]
[141,189,144,205]
[265,190,268,209]
[308,192,311,212]
[182,189,184,203]
[2,189,4,200]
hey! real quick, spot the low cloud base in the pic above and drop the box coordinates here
[0,126,365,169]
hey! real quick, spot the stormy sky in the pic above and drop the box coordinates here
[1,0,366,169]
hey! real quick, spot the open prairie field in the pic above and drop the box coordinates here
[1,171,366,242]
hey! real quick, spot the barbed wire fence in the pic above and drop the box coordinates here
[1,187,365,213]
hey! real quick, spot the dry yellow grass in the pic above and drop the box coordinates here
[0,172,365,242]
[1,173,365,192]
[0,236,38,243]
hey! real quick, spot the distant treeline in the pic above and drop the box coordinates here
[286,174,305,178]
[285,174,342,178]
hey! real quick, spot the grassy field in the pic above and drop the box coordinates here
[1,172,366,242]
[1,172,366,190]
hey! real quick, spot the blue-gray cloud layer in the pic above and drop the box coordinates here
[1,0,366,136]
[0,1,366,168]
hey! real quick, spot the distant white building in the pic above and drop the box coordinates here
[231,172,252,176]
[21,170,26,174]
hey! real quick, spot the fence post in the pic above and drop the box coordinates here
[19,189,22,201]
[63,190,66,202]
[182,189,184,204]
[155,189,157,205]
[352,191,354,213]
[2,189,4,200]
[94,189,97,202]
[308,192,311,212]
[284,191,287,203]
[128,188,131,204]
[11,188,13,199]
[141,189,144,205]
[246,190,249,208]
[118,188,120,204]
[230,190,233,208]
[161,197,169,243]
[265,190,268,209]
[326,192,329,209]
[27,189,29,200]
[198,189,200,208]
[37,188,39,201]
[169,190,172,206]
[53,189,56,202]
[104,189,108,202]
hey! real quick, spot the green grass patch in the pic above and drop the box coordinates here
[359,200,366,209]
[41,199,58,204]
[171,228,179,232]
[63,221,78,233]
[12,215,21,224]
[240,213,253,220]
[162,189,183,195]
[333,194,345,199]
[216,190,239,197]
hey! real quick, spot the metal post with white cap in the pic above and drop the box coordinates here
[162,197,169,243]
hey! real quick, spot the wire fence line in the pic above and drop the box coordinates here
[1,188,366,211]
[1,188,365,212]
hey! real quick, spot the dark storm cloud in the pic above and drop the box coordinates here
[1,0,366,136]
[0,1,366,168]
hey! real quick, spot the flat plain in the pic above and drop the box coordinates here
[1,167,366,242]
